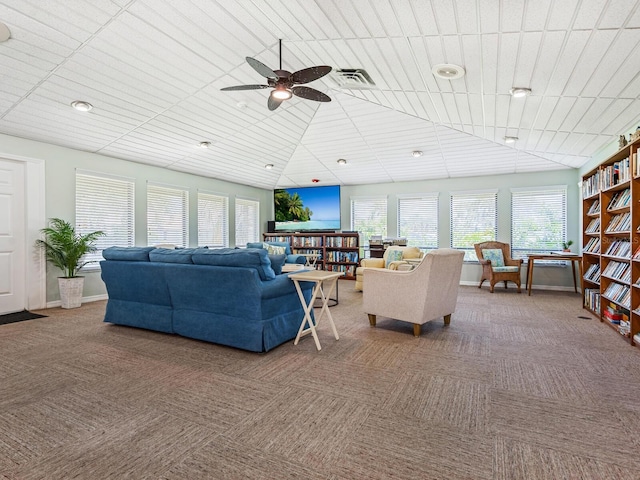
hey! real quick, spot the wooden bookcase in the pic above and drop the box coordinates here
[582,136,640,345]
[263,232,359,280]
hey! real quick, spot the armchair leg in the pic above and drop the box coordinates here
[413,324,421,337]
[368,314,377,327]
[444,314,451,325]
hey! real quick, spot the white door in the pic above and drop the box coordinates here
[0,159,26,314]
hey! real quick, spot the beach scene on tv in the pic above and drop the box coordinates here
[274,185,341,231]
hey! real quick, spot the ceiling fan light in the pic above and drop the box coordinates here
[271,88,292,100]
[71,100,93,112]
[509,87,531,98]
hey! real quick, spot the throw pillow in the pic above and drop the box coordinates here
[385,249,404,268]
[482,248,505,268]
[268,254,286,275]
[263,242,286,255]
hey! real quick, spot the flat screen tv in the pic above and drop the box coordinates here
[274,185,341,232]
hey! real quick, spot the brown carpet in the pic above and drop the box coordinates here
[2,285,640,479]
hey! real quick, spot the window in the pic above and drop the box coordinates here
[147,183,189,247]
[450,191,497,261]
[75,171,134,267]
[351,196,387,246]
[511,186,567,259]
[198,192,229,247]
[398,194,438,250]
[235,197,259,247]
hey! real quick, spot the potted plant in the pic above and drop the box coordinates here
[562,240,574,252]
[35,218,105,309]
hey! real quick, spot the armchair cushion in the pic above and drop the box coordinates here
[385,249,404,267]
[481,248,505,267]
[493,266,519,273]
[360,258,386,269]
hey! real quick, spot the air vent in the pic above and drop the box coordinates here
[329,68,376,90]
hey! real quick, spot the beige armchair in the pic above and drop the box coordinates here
[354,246,424,291]
[363,248,464,336]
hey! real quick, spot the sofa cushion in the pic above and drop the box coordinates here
[264,243,286,255]
[385,249,404,267]
[247,241,292,255]
[149,248,202,264]
[269,254,287,275]
[102,246,154,262]
[482,248,505,268]
[192,248,276,280]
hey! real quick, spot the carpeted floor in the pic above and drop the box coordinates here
[1,285,640,479]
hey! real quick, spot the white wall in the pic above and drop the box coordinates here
[339,169,582,288]
[0,134,273,303]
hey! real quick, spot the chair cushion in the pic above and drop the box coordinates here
[482,248,505,267]
[492,266,519,273]
[268,254,286,275]
[386,249,404,267]
[263,243,286,255]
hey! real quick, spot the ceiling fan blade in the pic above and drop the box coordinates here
[220,84,270,91]
[291,66,332,84]
[292,86,331,102]
[246,56,278,79]
[267,95,283,111]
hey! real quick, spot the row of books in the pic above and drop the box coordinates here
[604,212,631,233]
[583,237,601,254]
[584,288,601,312]
[583,172,600,198]
[292,237,323,247]
[603,282,630,308]
[324,264,355,276]
[585,218,600,234]
[602,261,631,282]
[326,236,358,248]
[325,251,358,263]
[601,156,630,190]
[583,263,601,284]
[604,240,631,258]
[587,198,601,215]
[607,188,630,210]
[603,304,630,336]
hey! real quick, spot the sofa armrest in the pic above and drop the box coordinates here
[360,258,385,268]
[286,253,306,265]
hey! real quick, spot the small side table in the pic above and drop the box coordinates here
[289,270,344,351]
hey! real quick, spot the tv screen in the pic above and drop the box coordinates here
[274,185,341,232]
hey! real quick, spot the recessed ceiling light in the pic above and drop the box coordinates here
[70,100,93,112]
[431,64,465,80]
[509,87,531,98]
[412,150,423,158]
[199,141,211,148]
[0,21,10,42]
[504,136,518,144]
[337,158,347,165]
[264,164,274,169]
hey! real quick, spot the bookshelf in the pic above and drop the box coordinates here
[581,136,640,345]
[263,232,359,280]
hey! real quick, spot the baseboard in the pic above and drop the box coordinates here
[46,294,108,309]
[459,280,579,292]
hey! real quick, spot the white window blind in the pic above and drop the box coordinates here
[450,191,497,261]
[398,194,438,250]
[511,187,567,259]
[147,183,189,247]
[198,192,229,247]
[75,171,134,267]
[351,197,387,246]
[235,197,259,247]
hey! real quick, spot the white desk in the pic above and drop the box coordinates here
[288,270,344,351]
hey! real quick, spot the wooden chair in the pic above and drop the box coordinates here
[474,241,522,293]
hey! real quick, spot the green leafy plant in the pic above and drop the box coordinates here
[562,240,574,250]
[35,218,105,278]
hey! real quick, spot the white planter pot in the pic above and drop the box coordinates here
[58,277,84,309]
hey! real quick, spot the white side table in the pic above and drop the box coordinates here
[288,270,344,351]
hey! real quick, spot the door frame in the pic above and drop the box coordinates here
[1,153,46,311]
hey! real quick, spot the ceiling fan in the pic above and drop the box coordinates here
[221,39,332,111]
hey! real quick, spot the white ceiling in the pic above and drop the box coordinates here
[1,0,639,189]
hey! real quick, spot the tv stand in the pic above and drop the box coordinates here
[263,232,359,280]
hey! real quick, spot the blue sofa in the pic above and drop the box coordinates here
[100,246,314,352]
